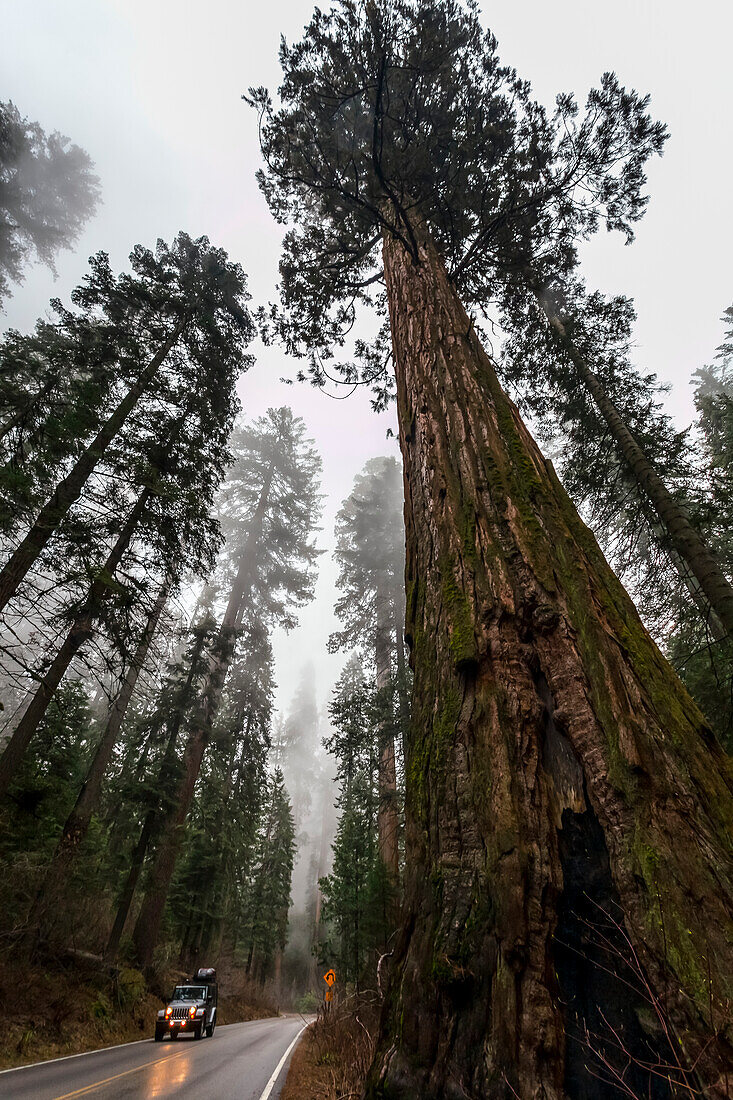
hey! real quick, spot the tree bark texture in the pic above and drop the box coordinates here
[365,227,733,1099]
[132,465,275,968]
[377,583,400,881]
[541,301,733,641]
[0,316,186,615]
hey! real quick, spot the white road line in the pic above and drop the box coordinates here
[0,1016,281,1077]
[0,1038,153,1076]
[255,1022,309,1100]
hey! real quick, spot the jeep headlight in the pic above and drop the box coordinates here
[188,1006,197,1018]
[165,1006,172,1017]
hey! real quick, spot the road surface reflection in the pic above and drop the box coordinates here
[144,1047,192,1097]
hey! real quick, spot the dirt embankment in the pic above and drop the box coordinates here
[0,958,277,1070]
[281,998,378,1100]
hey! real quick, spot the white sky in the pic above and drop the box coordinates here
[1,0,732,716]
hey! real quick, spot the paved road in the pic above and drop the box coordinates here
[0,1015,310,1099]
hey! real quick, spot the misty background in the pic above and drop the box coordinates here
[2,0,731,718]
[1,4,732,972]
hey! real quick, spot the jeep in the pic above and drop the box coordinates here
[155,967,218,1041]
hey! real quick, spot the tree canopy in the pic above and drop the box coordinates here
[0,100,100,307]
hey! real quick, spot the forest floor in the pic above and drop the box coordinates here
[0,957,278,1070]
[281,996,379,1100]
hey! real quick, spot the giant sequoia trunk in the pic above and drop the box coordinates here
[376,582,400,881]
[365,227,733,1099]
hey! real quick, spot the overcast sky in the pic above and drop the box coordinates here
[1,0,731,719]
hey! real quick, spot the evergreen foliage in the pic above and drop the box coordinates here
[320,657,393,988]
[250,0,733,642]
[0,100,100,306]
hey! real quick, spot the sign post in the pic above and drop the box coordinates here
[322,968,336,1010]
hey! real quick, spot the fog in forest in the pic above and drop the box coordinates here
[1,1,732,1094]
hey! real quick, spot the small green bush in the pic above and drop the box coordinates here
[295,990,319,1013]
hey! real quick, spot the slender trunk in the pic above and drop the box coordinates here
[273,948,282,1008]
[540,298,733,640]
[0,490,150,796]
[376,583,399,880]
[132,465,275,968]
[0,316,186,614]
[104,601,209,961]
[365,226,733,1099]
[30,584,168,934]
[314,785,329,932]
[104,809,156,961]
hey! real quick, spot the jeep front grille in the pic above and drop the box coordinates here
[172,1007,189,1020]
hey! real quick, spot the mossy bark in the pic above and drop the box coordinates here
[365,226,733,1099]
[377,580,400,880]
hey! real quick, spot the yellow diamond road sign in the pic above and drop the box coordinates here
[323,969,336,987]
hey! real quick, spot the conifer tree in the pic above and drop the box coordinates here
[0,100,100,306]
[663,308,733,748]
[0,233,252,614]
[252,4,733,1093]
[242,768,296,982]
[104,609,219,961]
[329,456,407,879]
[0,317,242,795]
[320,655,393,989]
[0,308,116,529]
[173,614,274,966]
[132,408,322,967]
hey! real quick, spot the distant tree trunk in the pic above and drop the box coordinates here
[132,464,275,968]
[273,948,283,1007]
[0,489,151,796]
[105,610,209,961]
[539,296,733,641]
[104,810,156,961]
[365,225,733,1099]
[0,315,186,614]
[376,583,399,880]
[28,583,168,938]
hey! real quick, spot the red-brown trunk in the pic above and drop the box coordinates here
[376,586,400,881]
[365,227,733,1099]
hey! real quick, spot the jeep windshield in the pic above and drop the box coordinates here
[172,986,206,1001]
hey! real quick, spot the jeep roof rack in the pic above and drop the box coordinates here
[193,967,216,984]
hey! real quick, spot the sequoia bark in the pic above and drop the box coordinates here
[365,226,733,1098]
[376,581,400,881]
